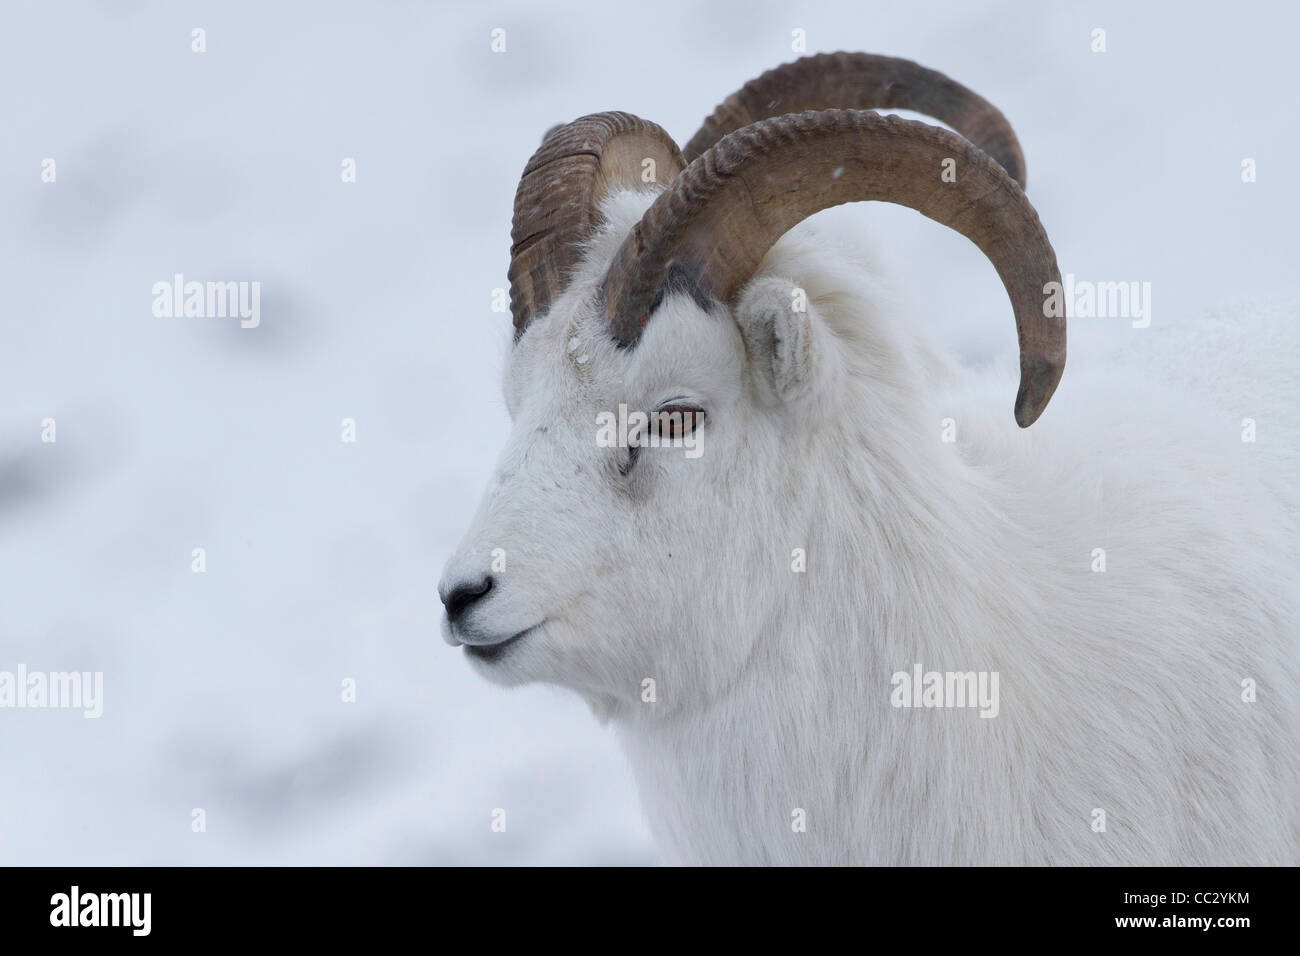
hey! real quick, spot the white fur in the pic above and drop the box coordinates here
[441,188,1300,865]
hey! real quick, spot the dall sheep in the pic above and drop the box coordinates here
[439,53,1300,865]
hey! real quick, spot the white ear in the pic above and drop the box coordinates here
[734,275,842,410]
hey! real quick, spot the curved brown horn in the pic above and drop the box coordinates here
[684,52,1027,188]
[601,110,1064,427]
[508,112,685,339]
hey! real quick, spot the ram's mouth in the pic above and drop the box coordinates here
[464,627,534,662]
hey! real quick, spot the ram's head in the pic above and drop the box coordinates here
[439,53,1065,706]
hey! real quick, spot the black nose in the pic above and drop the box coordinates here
[443,576,494,624]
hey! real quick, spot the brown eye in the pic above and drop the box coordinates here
[652,405,706,441]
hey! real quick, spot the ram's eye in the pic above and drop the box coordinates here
[652,405,706,441]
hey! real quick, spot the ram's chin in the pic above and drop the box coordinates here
[463,630,542,686]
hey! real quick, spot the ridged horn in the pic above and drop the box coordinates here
[601,110,1064,426]
[684,51,1027,187]
[508,112,685,338]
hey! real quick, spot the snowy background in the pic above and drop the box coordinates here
[1,0,1296,864]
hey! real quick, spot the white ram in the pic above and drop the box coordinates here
[440,53,1299,865]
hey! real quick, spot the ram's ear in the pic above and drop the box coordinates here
[734,275,843,411]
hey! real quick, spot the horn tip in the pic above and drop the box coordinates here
[1014,358,1064,428]
[1014,402,1041,429]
